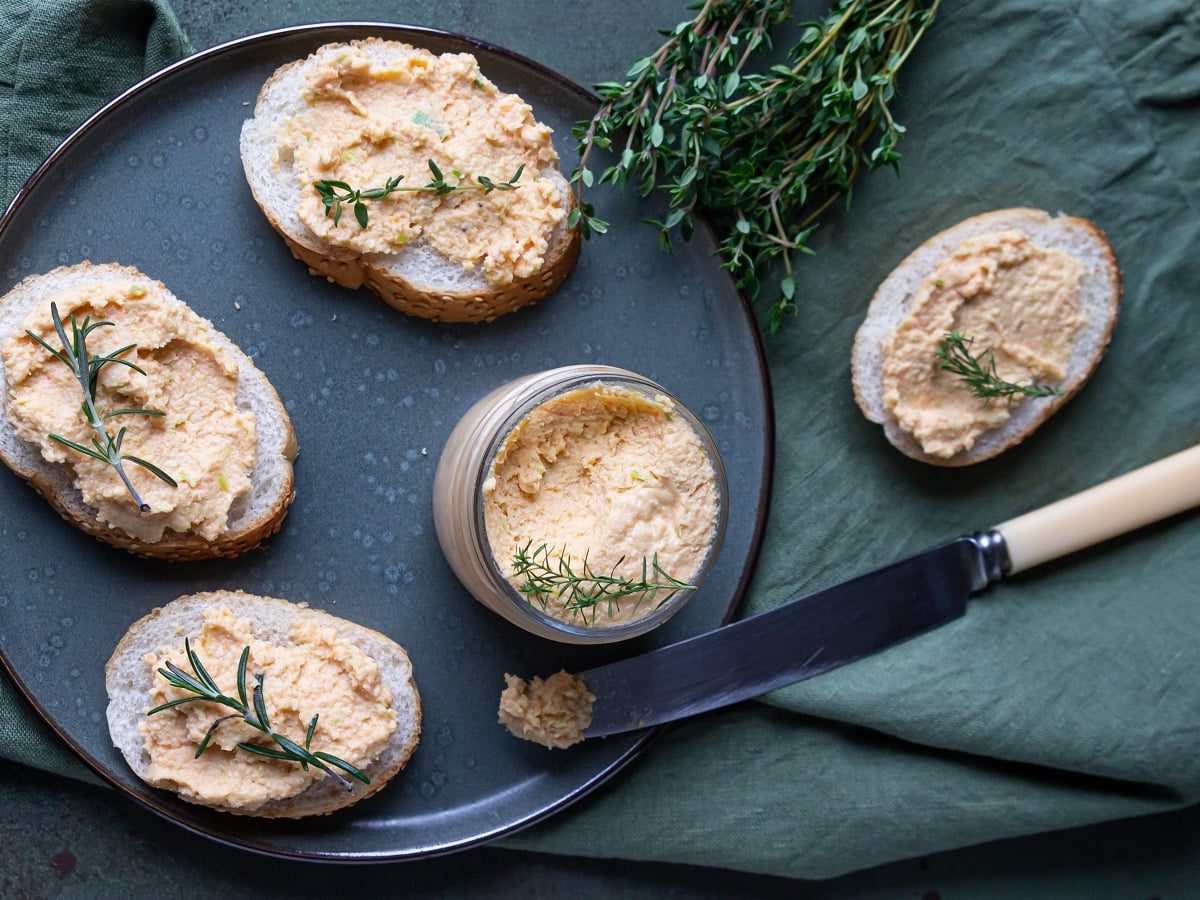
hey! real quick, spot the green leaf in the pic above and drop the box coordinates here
[626,56,654,78]
[272,733,310,760]
[103,408,164,420]
[25,330,70,369]
[354,201,368,228]
[47,434,108,463]
[146,696,205,716]
[252,674,270,731]
[584,213,609,236]
[185,637,220,694]
[122,455,177,487]
[91,354,146,377]
[236,742,294,761]
[161,661,208,695]
[649,123,665,147]
[236,647,250,709]
[194,715,236,759]
[312,751,371,784]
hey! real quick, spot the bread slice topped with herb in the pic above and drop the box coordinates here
[106,591,421,818]
[0,262,297,559]
[240,38,580,323]
[852,208,1121,465]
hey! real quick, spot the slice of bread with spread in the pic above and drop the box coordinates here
[0,262,296,558]
[852,209,1121,466]
[240,38,580,323]
[106,591,422,818]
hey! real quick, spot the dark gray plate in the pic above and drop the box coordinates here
[0,24,772,860]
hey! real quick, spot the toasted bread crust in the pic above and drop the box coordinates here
[850,209,1122,466]
[0,262,298,559]
[243,38,581,323]
[106,591,422,818]
[281,221,582,323]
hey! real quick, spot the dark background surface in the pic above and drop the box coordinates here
[2,0,1198,895]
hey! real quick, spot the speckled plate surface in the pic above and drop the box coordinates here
[0,24,773,861]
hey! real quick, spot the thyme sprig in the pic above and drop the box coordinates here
[936,332,1064,402]
[570,0,939,331]
[26,302,175,512]
[147,639,369,791]
[315,159,525,227]
[512,541,695,622]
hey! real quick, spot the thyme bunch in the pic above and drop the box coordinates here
[315,160,525,227]
[570,0,940,330]
[512,541,695,623]
[936,332,1063,402]
[25,302,176,512]
[147,639,369,791]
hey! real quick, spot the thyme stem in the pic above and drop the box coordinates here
[936,331,1064,402]
[147,640,370,791]
[28,302,176,512]
[315,159,525,227]
[512,541,695,624]
[569,0,940,331]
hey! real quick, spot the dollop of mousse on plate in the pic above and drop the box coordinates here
[881,229,1086,458]
[499,671,594,749]
[2,282,257,542]
[140,606,397,812]
[482,383,720,626]
[277,44,565,286]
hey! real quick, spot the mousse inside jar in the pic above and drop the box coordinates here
[482,383,720,626]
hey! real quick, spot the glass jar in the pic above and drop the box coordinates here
[433,364,728,644]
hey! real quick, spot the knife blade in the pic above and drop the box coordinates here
[534,441,1200,742]
[581,534,1005,738]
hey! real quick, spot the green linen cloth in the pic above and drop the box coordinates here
[2,0,1200,880]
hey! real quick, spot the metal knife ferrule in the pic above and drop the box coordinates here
[968,529,1011,588]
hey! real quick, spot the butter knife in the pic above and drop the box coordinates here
[574,442,1200,740]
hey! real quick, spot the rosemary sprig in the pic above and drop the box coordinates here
[570,0,939,331]
[147,639,369,791]
[512,541,695,622]
[26,302,176,512]
[936,332,1064,402]
[314,159,525,227]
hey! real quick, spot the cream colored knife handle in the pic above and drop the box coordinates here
[996,444,1200,574]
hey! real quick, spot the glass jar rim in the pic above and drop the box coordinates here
[471,367,730,639]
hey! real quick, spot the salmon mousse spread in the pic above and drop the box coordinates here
[498,671,594,749]
[139,606,397,811]
[276,43,566,285]
[2,281,257,542]
[482,384,721,626]
[881,230,1086,458]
